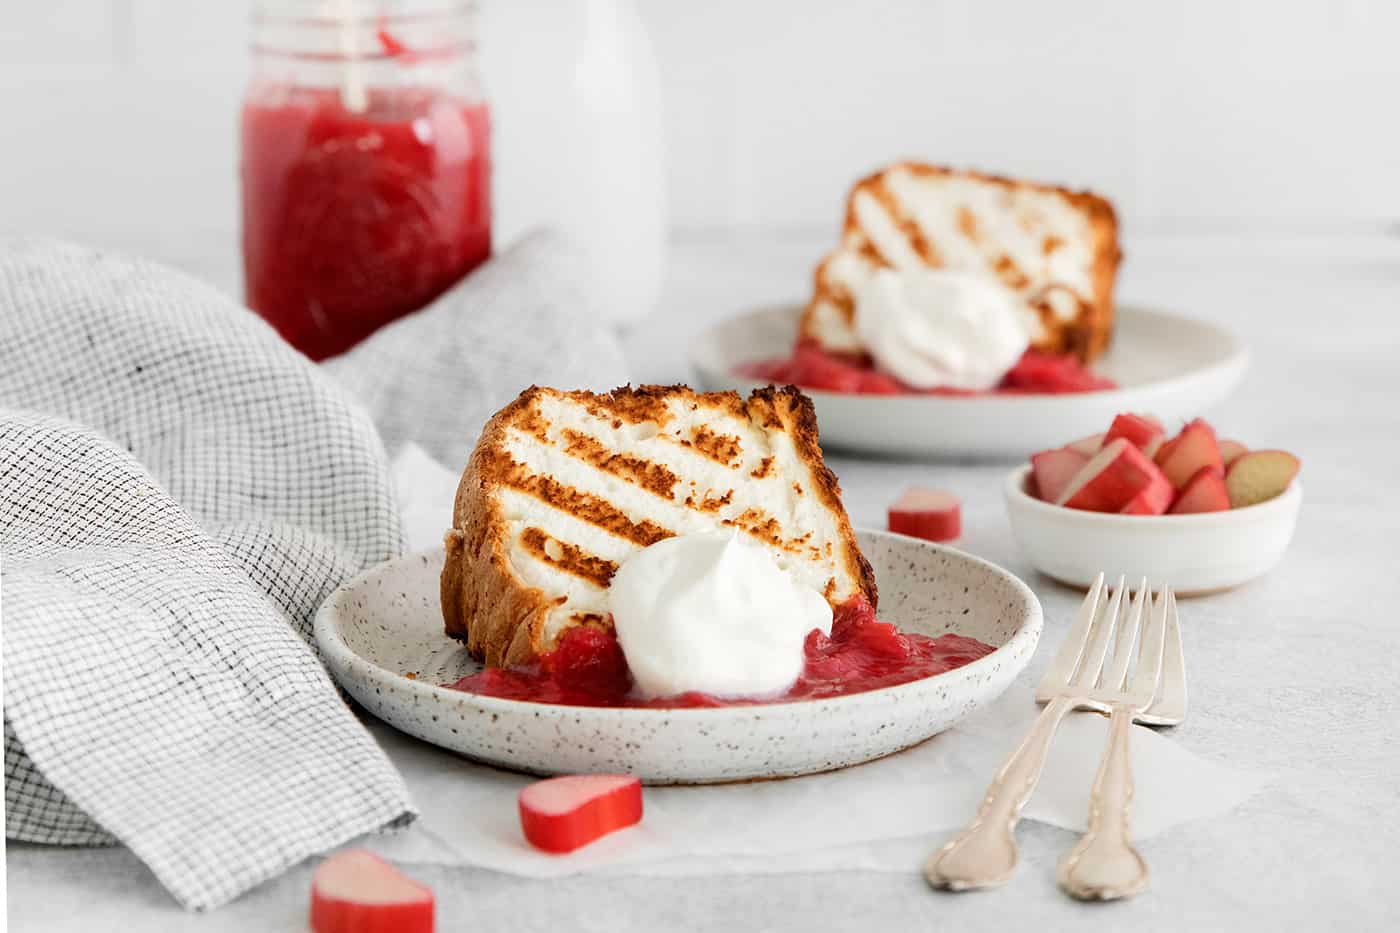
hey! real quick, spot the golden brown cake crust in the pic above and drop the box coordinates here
[801,161,1122,363]
[441,384,877,668]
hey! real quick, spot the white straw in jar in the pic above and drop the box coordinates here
[335,0,368,112]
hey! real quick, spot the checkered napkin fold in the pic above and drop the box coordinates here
[0,233,627,909]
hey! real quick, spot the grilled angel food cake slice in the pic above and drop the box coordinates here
[802,162,1121,363]
[441,384,876,667]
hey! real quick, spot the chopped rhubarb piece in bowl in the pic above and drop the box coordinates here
[1156,418,1224,489]
[1225,450,1301,508]
[1057,439,1173,513]
[1104,412,1166,457]
[1030,447,1089,503]
[1064,432,1105,456]
[1169,466,1231,514]
[1219,439,1249,466]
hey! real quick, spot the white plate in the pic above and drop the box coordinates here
[314,531,1042,784]
[1004,465,1302,595]
[692,304,1249,459]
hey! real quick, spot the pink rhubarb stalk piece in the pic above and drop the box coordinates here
[519,774,643,854]
[311,850,434,933]
[1168,466,1231,514]
[1156,419,1224,490]
[1224,450,1301,508]
[888,488,962,541]
[1058,438,1174,513]
[1030,447,1089,503]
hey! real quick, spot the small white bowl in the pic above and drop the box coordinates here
[1004,465,1302,595]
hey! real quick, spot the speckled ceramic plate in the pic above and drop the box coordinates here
[693,305,1249,459]
[314,530,1041,784]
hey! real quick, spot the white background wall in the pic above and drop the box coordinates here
[2,1,1397,259]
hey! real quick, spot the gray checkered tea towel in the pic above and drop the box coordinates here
[0,232,627,909]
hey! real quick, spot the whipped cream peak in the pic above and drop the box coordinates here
[608,532,833,700]
[853,267,1032,391]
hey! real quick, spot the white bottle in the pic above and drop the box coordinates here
[481,0,666,326]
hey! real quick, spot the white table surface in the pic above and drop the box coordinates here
[8,231,1400,930]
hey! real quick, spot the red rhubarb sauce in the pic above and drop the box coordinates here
[738,341,1115,396]
[241,86,491,360]
[447,597,995,708]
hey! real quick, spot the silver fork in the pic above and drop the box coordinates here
[1050,586,1187,901]
[925,572,1117,891]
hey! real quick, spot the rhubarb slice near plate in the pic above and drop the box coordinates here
[310,850,434,933]
[519,774,643,854]
[888,488,962,541]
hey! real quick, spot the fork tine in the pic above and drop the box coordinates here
[1103,578,1148,692]
[1126,586,1168,710]
[1070,575,1126,689]
[1143,588,1188,722]
[1038,572,1105,692]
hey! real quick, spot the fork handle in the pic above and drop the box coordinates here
[925,695,1074,891]
[1057,704,1149,901]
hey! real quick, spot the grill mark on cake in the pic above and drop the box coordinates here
[750,457,774,479]
[957,206,980,241]
[870,177,938,265]
[684,489,734,512]
[1042,235,1064,256]
[756,406,783,430]
[582,388,673,427]
[1027,296,1060,345]
[494,454,673,547]
[723,507,789,551]
[1033,284,1088,324]
[517,403,551,442]
[571,612,611,629]
[993,254,1030,290]
[689,425,743,467]
[520,527,618,588]
[830,283,857,323]
[813,255,860,324]
[559,428,680,498]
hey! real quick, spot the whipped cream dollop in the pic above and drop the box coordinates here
[608,533,833,700]
[853,267,1032,391]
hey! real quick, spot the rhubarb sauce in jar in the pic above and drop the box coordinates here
[241,1,490,360]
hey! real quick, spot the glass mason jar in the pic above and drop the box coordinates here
[241,1,491,360]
